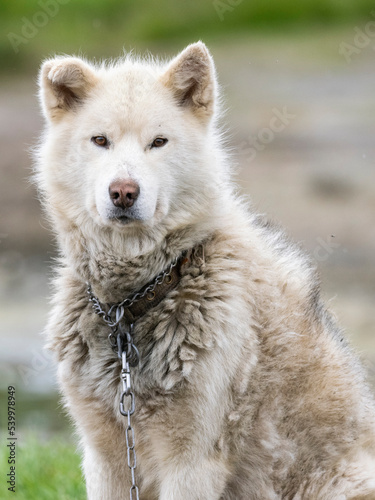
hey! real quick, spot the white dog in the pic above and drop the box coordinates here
[36,42,375,499]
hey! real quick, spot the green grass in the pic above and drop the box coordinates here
[0,435,86,499]
[0,391,85,498]
[1,0,375,75]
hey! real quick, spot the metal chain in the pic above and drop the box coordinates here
[86,255,179,329]
[117,324,140,500]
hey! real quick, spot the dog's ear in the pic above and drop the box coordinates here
[160,42,217,123]
[39,57,97,122]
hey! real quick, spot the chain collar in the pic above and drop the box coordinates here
[86,254,180,329]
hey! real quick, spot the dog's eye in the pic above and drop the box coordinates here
[151,137,168,148]
[91,136,108,148]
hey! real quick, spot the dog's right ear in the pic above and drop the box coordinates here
[39,57,97,122]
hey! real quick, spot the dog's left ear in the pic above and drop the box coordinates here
[160,42,217,123]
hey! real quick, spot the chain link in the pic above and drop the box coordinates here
[118,328,139,500]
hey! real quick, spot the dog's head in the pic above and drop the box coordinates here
[37,43,226,240]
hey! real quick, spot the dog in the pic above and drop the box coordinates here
[36,42,375,499]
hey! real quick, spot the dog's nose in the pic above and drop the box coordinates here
[109,179,140,209]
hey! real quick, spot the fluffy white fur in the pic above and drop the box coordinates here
[36,42,375,499]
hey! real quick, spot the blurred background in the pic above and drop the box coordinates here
[1,0,374,497]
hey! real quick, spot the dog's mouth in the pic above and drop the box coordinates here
[107,208,143,226]
[97,203,155,228]
[113,215,133,225]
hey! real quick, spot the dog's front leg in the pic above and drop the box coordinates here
[154,334,244,500]
[83,443,131,500]
[159,456,229,500]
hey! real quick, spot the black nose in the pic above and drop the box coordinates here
[109,179,140,209]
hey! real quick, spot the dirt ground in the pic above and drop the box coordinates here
[1,33,374,395]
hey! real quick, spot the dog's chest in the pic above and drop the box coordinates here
[93,287,213,396]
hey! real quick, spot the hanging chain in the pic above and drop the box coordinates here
[87,299,142,499]
[117,322,140,500]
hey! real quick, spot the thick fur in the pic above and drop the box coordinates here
[36,43,375,499]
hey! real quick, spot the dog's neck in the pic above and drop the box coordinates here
[58,216,216,303]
